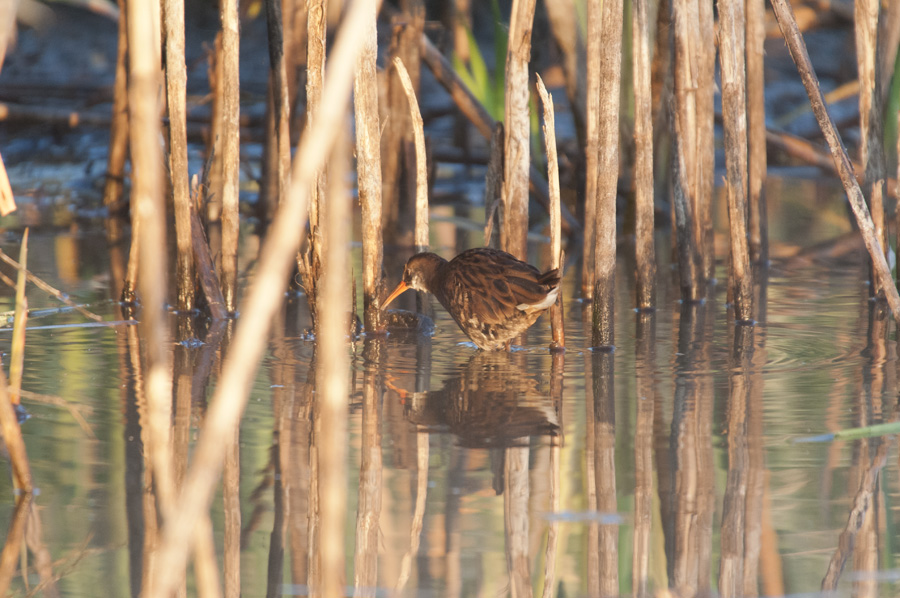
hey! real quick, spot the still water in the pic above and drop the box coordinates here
[0,179,898,597]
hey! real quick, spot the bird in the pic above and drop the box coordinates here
[382,247,561,351]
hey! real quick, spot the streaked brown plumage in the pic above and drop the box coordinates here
[383,248,561,351]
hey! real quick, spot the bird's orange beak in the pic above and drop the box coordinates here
[382,281,410,310]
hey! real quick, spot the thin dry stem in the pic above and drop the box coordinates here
[0,348,31,492]
[633,0,656,309]
[150,3,373,593]
[746,0,767,263]
[219,0,241,312]
[393,57,428,252]
[9,229,27,405]
[535,75,565,349]
[102,0,128,242]
[582,0,602,298]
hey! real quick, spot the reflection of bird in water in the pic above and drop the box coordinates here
[383,248,560,350]
[403,352,559,449]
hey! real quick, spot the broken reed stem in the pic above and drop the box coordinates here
[354,0,384,333]
[535,75,565,349]
[582,0,602,298]
[318,132,350,598]
[695,0,715,282]
[0,249,103,322]
[0,363,31,492]
[633,0,656,309]
[8,229,27,406]
[304,0,326,336]
[591,0,623,346]
[163,0,194,313]
[500,0,537,261]
[746,0,767,264]
[393,57,429,252]
[718,0,753,322]
[150,2,373,593]
[190,195,228,320]
[769,0,900,319]
[219,0,241,313]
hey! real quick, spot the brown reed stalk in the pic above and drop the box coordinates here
[150,3,373,592]
[126,2,177,595]
[592,0,623,346]
[0,336,31,493]
[535,76,565,349]
[500,0,537,260]
[696,0,715,282]
[163,0,194,313]
[318,131,351,598]
[8,229,27,406]
[302,0,326,335]
[354,0,384,333]
[857,0,888,296]
[746,0,767,264]
[718,0,753,322]
[103,0,129,245]
[206,33,224,239]
[670,0,702,302]
[633,0,655,310]
[219,0,241,313]
[382,4,425,243]
[265,0,292,202]
[190,196,228,320]
[582,0,602,298]
[770,0,900,320]
[393,58,428,253]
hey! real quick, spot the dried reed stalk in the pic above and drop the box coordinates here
[223,412,240,598]
[592,0,623,346]
[94,0,131,230]
[746,0,767,264]
[150,3,372,593]
[219,0,241,313]
[303,0,326,335]
[535,76,565,349]
[164,0,195,313]
[190,185,228,320]
[500,0,537,260]
[318,131,351,598]
[770,0,900,319]
[382,5,425,242]
[8,230,27,406]
[265,0,292,201]
[582,0,602,298]
[0,296,31,491]
[718,0,753,321]
[696,0,715,282]
[670,0,702,301]
[857,0,888,296]
[393,58,428,253]
[633,0,656,309]
[354,0,384,333]
[126,5,177,595]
